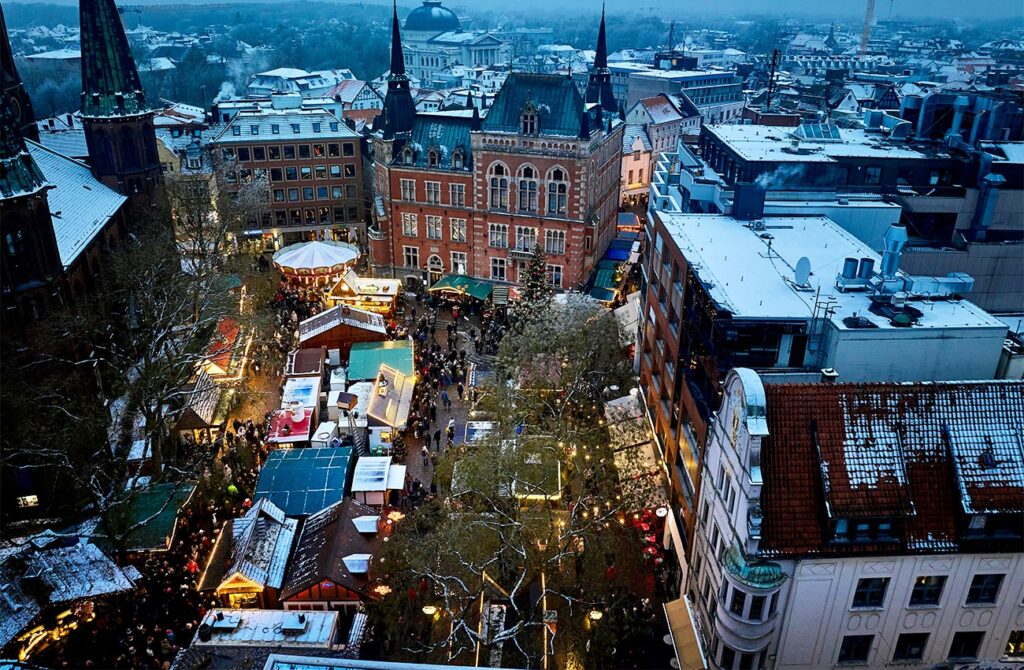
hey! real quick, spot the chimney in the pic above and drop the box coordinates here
[66,113,74,128]
[841,258,858,280]
[820,368,840,384]
[856,258,875,279]
[880,224,907,278]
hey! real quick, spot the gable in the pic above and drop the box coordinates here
[218,572,262,592]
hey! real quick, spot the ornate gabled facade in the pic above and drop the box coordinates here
[369,11,623,292]
[79,0,162,205]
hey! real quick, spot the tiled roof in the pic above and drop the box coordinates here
[327,79,368,104]
[396,111,475,170]
[223,498,297,590]
[27,142,126,268]
[622,123,652,152]
[482,72,587,138]
[280,499,381,601]
[299,305,386,343]
[760,380,1024,558]
[639,94,682,124]
[213,109,358,144]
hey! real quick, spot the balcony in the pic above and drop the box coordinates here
[508,246,534,261]
[366,227,386,241]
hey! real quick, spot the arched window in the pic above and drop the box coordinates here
[517,165,538,212]
[452,149,464,170]
[489,163,509,210]
[119,127,138,169]
[95,130,116,171]
[427,149,439,167]
[547,167,568,215]
[427,255,444,272]
[521,109,537,135]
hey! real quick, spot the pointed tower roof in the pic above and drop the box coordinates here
[584,5,618,115]
[2,6,38,142]
[594,4,608,69]
[1,9,46,200]
[373,1,416,140]
[79,0,150,118]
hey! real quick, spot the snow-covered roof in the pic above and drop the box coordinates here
[26,141,126,268]
[655,213,1004,333]
[213,109,358,144]
[225,498,297,590]
[705,124,948,163]
[193,609,337,648]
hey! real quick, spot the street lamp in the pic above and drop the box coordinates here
[422,604,438,616]
[588,609,603,622]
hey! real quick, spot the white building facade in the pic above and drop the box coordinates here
[688,368,1024,670]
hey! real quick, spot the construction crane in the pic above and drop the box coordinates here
[860,0,875,54]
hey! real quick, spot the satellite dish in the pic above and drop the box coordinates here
[795,256,811,286]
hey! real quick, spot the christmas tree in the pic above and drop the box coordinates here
[511,242,552,328]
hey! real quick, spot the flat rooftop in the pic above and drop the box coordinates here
[193,609,337,648]
[705,124,948,163]
[656,213,1003,331]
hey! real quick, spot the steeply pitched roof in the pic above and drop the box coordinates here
[212,498,297,591]
[280,499,383,601]
[759,380,1024,558]
[639,94,683,124]
[27,141,126,267]
[79,0,149,117]
[622,124,652,152]
[483,73,587,138]
[397,111,476,169]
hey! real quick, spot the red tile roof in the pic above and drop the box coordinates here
[759,380,1024,558]
[639,94,683,125]
[206,318,240,372]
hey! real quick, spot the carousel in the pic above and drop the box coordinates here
[272,240,360,286]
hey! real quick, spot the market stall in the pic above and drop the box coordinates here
[327,269,402,316]
[272,240,360,287]
[267,407,315,447]
[428,275,493,302]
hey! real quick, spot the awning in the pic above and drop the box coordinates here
[664,597,707,670]
[589,287,616,303]
[429,275,492,301]
[594,268,617,289]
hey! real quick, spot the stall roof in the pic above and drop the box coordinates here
[282,377,322,409]
[348,341,415,381]
[193,609,338,648]
[286,349,325,377]
[94,482,197,553]
[366,365,414,429]
[254,447,354,517]
[428,275,492,301]
[350,456,405,493]
[268,408,315,444]
[299,305,386,343]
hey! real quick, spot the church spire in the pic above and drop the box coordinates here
[374,0,416,140]
[594,3,608,70]
[585,4,617,115]
[79,0,148,118]
[1,5,38,143]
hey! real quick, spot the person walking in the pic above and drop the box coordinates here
[456,382,465,401]
[421,445,430,467]
[441,389,451,412]
[446,417,455,443]
[433,428,442,451]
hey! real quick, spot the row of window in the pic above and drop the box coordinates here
[838,629,1012,665]
[224,142,355,162]
[851,573,1005,610]
[272,184,358,203]
[271,206,360,227]
[399,248,564,287]
[230,121,346,137]
[400,180,466,207]
[397,216,568,254]
[487,164,569,214]
[267,164,357,182]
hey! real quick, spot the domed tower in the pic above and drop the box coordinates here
[1,6,38,143]
[585,6,618,116]
[79,0,162,207]
[403,0,461,41]
[1,20,63,325]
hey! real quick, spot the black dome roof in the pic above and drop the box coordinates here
[404,0,461,32]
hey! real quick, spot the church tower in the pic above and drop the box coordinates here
[1,13,63,325]
[584,6,618,116]
[79,0,162,206]
[1,6,38,143]
[373,1,417,143]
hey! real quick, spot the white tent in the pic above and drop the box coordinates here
[272,240,359,277]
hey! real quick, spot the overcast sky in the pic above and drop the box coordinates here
[6,0,1022,21]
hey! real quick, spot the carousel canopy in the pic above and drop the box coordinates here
[273,240,359,276]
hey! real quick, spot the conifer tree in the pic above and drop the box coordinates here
[511,242,552,327]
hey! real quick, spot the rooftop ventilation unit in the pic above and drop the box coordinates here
[282,612,308,634]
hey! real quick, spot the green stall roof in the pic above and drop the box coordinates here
[254,447,354,517]
[429,275,493,301]
[97,481,197,553]
[348,340,415,381]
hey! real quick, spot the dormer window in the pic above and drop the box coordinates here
[521,108,537,135]
[427,150,439,167]
[250,125,259,135]
[452,150,463,170]
[403,148,415,165]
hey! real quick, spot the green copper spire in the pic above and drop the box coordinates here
[1,10,46,200]
[79,0,149,118]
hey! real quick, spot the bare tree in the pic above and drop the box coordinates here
[370,299,651,668]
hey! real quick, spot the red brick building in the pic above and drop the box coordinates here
[367,6,623,291]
